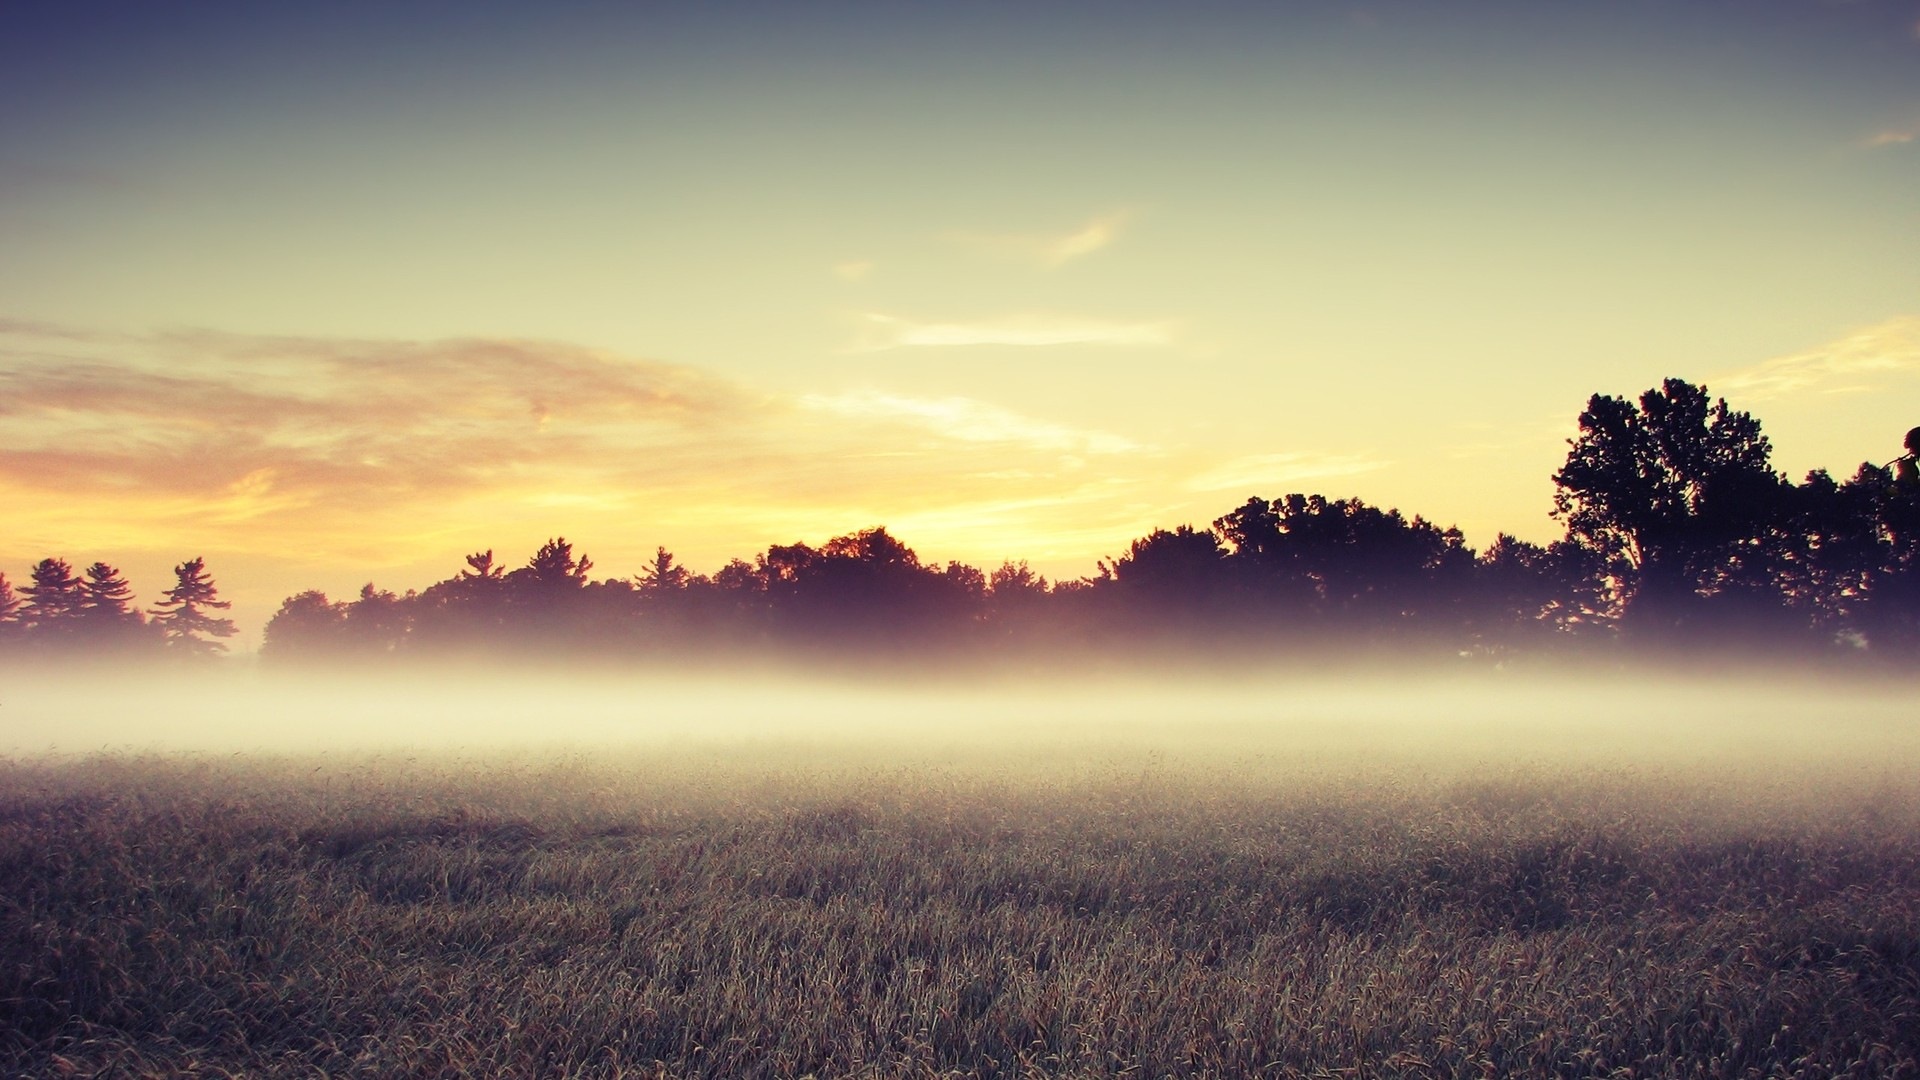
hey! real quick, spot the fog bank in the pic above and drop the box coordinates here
[3,665,1915,787]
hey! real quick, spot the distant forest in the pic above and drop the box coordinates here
[5,379,1918,666]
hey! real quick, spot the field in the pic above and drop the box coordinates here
[3,672,1920,1078]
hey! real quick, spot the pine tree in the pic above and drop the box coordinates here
[636,547,690,594]
[21,558,84,640]
[462,550,504,581]
[523,538,593,588]
[78,562,138,621]
[76,562,154,649]
[150,557,238,656]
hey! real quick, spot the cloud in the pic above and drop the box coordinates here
[1183,452,1387,494]
[1712,316,1920,400]
[0,323,755,556]
[833,259,873,281]
[0,320,1183,583]
[853,312,1174,351]
[1865,126,1916,147]
[946,211,1134,268]
[0,319,1408,613]
[798,390,1140,455]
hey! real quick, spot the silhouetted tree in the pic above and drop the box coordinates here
[636,547,691,595]
[496,538,597,648]
[1468,534,1609,649]
[75,562,154,650]
[262,590,350,659]
[149,557,238,656]
[933,561,989,635]
[20,558,84,644]
[464,549,504,582]
[1212,497,1321,620]
[703,558,769,637]
[988,561,1048,602]
[77,562,136,620]
[1553,379,1791,639]
[1836,459,1920,653]
[1107,526,1230,617]
[755,527,969,645]
[412,549,513,650]
[1214,495,1472,636]
[519,537,593,589]
[980,561,1053,645]
[344,583,409,654]
[1760,468,1880,645]
[711,558,761,595]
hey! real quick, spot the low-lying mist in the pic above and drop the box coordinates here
[6,660,1916,789]
[8,659,1920,1077]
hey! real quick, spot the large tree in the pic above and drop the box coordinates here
[150,557,238,656]
[1552,379,1791,634]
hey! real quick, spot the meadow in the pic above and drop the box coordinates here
[3,671,1919,1078]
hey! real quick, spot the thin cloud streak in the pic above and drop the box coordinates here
[854,312,1174,351]
[946,211,1134,268]
[799,390,1140,455]
[1713,316,1920,400]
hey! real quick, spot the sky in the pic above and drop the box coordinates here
[3,0,1919,645]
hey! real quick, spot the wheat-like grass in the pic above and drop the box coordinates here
[2,754,1916,1077]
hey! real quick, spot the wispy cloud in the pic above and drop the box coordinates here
[1865,125,1916,147]
[853,312,1174,351]
[0,319,1411,610]
[1713,316,1920,400]
[833,259,874,281]
[946,210,1134,268]
[0,320,1175,580]
[0,324,753,557]
[799,390,1140,455]
[1183,451,1387,494]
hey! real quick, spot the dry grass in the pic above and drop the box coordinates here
[3,752,1918,1078]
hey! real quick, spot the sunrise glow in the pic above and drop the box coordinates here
[3,2,1918,642]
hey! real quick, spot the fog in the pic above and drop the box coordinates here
[5,662,1917,789]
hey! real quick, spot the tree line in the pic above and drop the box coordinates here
[5,378,1917,666]
[0,557,237,657]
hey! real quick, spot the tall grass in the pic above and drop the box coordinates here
[3,754,1917,1077]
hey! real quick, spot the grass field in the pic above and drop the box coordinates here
[4,728,1919,1079]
